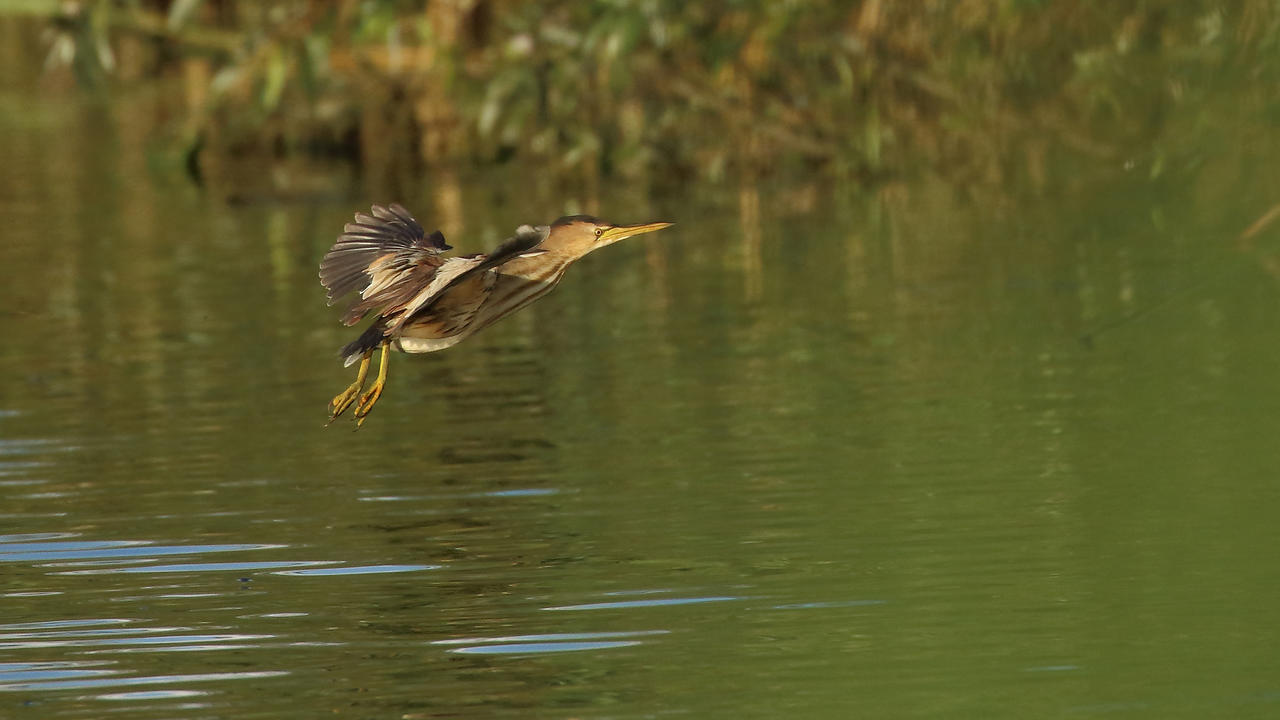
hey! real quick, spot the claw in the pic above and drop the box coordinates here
[327,351,372,425]
[353,342,391,427]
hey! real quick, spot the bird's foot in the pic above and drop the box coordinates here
[352,342,391,427]
[327,381,364,425]
[326,350,372,426]
[353,379,384,427]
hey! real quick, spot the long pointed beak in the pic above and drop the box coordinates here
[598,221,674,244]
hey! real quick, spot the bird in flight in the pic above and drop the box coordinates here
[320,203,672,426]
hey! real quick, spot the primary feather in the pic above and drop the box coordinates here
[318,203,452,326]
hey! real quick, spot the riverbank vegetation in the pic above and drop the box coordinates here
[10,1,1280,191]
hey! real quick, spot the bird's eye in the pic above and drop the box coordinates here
[594,227,604,238]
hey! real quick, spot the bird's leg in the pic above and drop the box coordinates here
[354,342,391,426]
[327,350,372,425]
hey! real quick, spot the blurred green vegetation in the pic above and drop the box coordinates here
[12,0,1280,187]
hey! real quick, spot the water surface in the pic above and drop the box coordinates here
[3,39,1280,720]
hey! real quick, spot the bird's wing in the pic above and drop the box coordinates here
[386,224,552,333]
[462,224,551,275]
[319,203,453,326]
[385,224,552,334]
[383,254,487,333]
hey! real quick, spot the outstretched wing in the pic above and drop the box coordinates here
[319,203,453,326]
[387,223,552,334]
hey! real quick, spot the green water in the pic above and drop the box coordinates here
[4,46,1280,720]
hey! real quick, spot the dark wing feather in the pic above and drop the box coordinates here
[463,224,550,275]
[319,203,452,326]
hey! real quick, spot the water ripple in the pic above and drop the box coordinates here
[97,689,209,700]
[0,543,284,563]
[769,599,886,610]
[0,625,195,640]
[0,633,272,650]
[543,596,743,611]
[0,619,132,631]
[0,533,78,543]
[274,564,437,576]
[0,540,147,553]
[358,487,564,502]
[448,641,641,655]
[0,662,116,684]
[0,670,289,692]
[433,630,669,646]
[55,561,337,575]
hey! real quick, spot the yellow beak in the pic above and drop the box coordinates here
[598,221,674,244]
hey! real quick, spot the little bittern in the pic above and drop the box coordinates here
[320,203,672,425]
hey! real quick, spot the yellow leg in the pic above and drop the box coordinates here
[354,342,391,426]
[327,350,372,425]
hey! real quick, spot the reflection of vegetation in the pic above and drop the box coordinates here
[17,1,1280,185]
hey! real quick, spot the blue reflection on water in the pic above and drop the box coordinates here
[56,561,335,574]
[0,670,289,692]
[274,564,437,576]
[0,543,285,563]
[93,644,260,654]
[433,630,668,645]
[96,689,209,700]
[0,662,116,684]
[543,596,742,611]
[0,633,271,650]
[449,641,642,655]
[359,487,563,502]
[0,626,193,640]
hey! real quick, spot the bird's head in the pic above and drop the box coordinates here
[544,215,673,257]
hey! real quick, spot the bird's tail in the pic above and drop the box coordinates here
[340,322,386,367]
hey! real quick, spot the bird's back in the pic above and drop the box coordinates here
[394,247,574,350]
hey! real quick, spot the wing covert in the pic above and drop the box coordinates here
[385,223,551,333]
[319,203,453,326]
